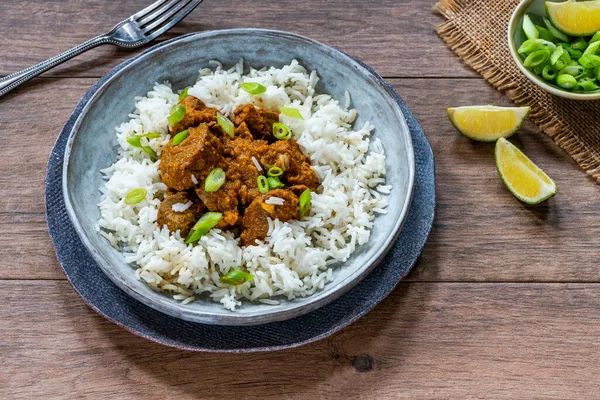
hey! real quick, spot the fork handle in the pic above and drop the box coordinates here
[0,34,110,98]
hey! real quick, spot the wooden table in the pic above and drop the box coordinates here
[2,0,599,398]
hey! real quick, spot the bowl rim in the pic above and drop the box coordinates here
[61,28,416,326]
[507,0,600,101]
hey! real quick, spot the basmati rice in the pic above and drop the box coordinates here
[97,59,390,310]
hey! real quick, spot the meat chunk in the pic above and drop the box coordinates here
[169,96,218,134]
[232,104,279,140]
[159,124,223,191]
[222,136,269,206]
[240,189,299,246]
[157,191,205,237]
[195,179,239,227]
[259,139,319,190]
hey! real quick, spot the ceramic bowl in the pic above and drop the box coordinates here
[508,0,600,100]
[63,29,415,326]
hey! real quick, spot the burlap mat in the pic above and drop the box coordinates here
[434,0,600,182]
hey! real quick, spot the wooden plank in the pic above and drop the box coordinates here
[1,77,598,281]
[1,281,600,399]
[0,0,474,79]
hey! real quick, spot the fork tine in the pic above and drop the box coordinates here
[131,0,171,21]
[143,0,203,41]
[142,0,193,32]
[138,0,185,26]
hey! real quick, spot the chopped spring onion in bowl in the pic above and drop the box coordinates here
[204,168,226,192]
[217,114,235,138]
[220,270,254,286]
[172,129,189,146]
[124,188,147,204]
[240,82,267,95]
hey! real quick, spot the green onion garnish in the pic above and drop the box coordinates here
[556,74,578,89]
[240,82,267,95]
[178,87,189,101]
[267,166,283,177]
[172,129,189,146]
[126,136,158,159]
[204,168,226,192]
[185,212,223,244]
[279,107,304,120]
[217,114,235,138]
[571,37,588,52]
[257,175,269,194]
[299,189,311,217]
[272,122,292,140]
[591,32,600,45]
[559,65,584,77]
[142,132,162,139]
[167,104,186,126]
[220,269,254,286]
[124,188,147,204]
[267,176,285,189]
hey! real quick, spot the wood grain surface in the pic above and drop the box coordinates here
[1,0,599,398]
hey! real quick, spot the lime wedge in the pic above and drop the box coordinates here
[447,105,530,142]
[546,0,600,36]
[495,138,557,204]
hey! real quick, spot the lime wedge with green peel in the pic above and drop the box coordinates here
[447,105,530,142]
[495,138,557,205]
[545,0,600,36]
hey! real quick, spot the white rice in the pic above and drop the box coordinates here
[172,201,193,212]
[251,156,262,171]
[264,197,285,206]
[97,59,390,311]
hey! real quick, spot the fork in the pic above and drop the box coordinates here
[0,0,204,98]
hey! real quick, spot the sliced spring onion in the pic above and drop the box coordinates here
[594,66,600,80]
[522,14,539,40]
[518,39,542,54]
[559,65,584,77]
[267,176,285,189]
[185,212,223,244]
[535,25,554,42]
[172,129,189,146]
[543,17,569,42]
[220,270,254,286]
[550,46,564,65]
[142,146,158,159]
[299,189,311,217]
[542,65,557,81]
[556,74,578,89]
[279,107,304,120]
[217,114,235,138]
[142,132,162,139]
[272,122,292,140]
[126,136,158,159]
[591,32,600,45]
[583,41,600,57]
[178,87,189,101]
[579,54,600,69]
[204,168,226,192]
[559,43,583,58]
[554,59,566,70]
[578,77,599,91]
[267,166,283,177]
[124,188,147,204]
[167,104,186,126]
[571,38,588,52]
[523,48,550,68]
[240,82,267,95]
[257,175,269,193]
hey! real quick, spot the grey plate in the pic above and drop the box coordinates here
[62,29,415,326]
